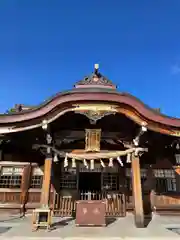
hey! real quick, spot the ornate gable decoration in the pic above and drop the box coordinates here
[75,64,116,89]
[74,104,117,124]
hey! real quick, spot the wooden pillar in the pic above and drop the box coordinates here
[174,166,180,192]
[20,164,32,215]
[119,165,126,217]
[40,157,52,208]
[131,154,144,228]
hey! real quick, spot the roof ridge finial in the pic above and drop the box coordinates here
[94,63,99,74]
[74,64,116,89]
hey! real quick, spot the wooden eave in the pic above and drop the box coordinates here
[0,88,180,136]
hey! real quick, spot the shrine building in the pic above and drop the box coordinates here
[0,64,180,227]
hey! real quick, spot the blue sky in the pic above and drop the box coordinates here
[0,0,180,117]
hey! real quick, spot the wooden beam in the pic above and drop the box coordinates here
[131,154,144,228]
[54,130,132,142]
[40,158,52,207]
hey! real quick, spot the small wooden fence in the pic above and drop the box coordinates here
[53,191,126,217]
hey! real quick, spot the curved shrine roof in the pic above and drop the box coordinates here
[0,65,180,135]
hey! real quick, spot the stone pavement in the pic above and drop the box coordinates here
[0,213,179,239]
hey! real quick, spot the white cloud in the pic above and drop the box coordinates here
[171,64,180,74]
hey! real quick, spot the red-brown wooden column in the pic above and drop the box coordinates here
[40,157,52,208]
[131,154,144,228]
[20,164,32,215]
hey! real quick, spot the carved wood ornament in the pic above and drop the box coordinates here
[74,104,117,124]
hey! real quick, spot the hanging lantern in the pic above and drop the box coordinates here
[127,153,131,163]
[109,158,113,167]
[83,159,88,169]
[72,158,76,168]
[64,154,68,168]
[117,156,123,167]
[100,159,105,168]
[53,153,58,163]
[90,159,94,170]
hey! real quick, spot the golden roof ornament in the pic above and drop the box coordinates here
[74,64,116,89]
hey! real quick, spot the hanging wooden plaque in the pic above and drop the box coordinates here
[85,129,101,152]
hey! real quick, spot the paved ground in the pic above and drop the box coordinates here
[0,213,179,239]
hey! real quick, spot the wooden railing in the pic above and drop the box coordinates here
[80,191,102,200]
[53,196,76,217]
[0,191,21,203]
[126,191,180,212]
[154,193,180,209]
[103,192,126,217]
[53,191,126,217]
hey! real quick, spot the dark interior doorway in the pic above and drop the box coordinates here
[79,172,101,191]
